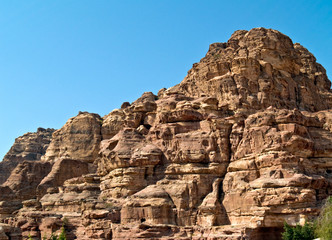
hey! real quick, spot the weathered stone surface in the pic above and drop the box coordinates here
[3,161,52,200]
[1,28,332,239]
[0,128,54,185]
[223,108,331,228]
[37,158,90,197]
[101,92,157,140]
[0,223,21,240]
[42,112,102,163]
[121,185,176,225]
[172,28,332,112]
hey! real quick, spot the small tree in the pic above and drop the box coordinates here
[315,196,332,240]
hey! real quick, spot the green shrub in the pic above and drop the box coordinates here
[282,222,315,240]
[315,196,332,240]
[58,226,66,240]
[282,222,293,240]
[301,222,315,239]
[50,232,58,240]
[43,219,67,240]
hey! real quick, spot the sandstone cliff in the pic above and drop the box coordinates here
[0,128,54,185]
[0,28,331,240]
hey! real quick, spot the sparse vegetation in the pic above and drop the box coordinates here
[45,227,66,240]
[58,226,67,240]
[282,196,332,240]
[40,218,67,240]
[282,222,315,240]
[315,196,332,240]
[28,229,67,240]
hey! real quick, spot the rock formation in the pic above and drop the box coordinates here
[0,28,331,239]
[0,128,54,185]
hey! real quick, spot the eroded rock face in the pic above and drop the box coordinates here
[172,28,332,112]
[36,158,90,197]
[223,108,332,228]
[42,112,102,163]
[0,128,54,184]
[98,128,163,199]
[1,28,332,240]
[3,161,52,200]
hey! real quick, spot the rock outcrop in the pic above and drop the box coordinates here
[0,28,332,240]
[173,28,332,112]
[0,128,54,185]
[42,111,102,164]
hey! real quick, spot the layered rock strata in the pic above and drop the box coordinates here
[0,28,332,240]
[0,128,54,185]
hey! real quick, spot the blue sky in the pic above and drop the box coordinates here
[0,0,332,160]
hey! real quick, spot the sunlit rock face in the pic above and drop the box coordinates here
[42,111,102,164]
[1,28,332,240]
[173,28,332,112]
[0,128,54,185]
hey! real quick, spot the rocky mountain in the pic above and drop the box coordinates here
[0,28,331,240]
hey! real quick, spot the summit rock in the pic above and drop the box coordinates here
[173,28,332,112]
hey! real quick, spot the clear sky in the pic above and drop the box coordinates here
[0,0,332,160]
